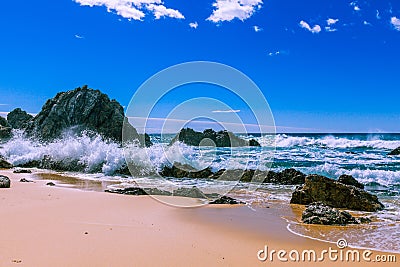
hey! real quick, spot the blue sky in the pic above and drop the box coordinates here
[0,0,400,133]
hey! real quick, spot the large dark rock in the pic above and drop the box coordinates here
[0,156,13,169]
[388,147,400,156]
[338,174,364,189]
[290,174,384,212]
[0,175,11,188]
[170,128,260,147]
[159,162,213,179]
[24,85,152,146]
[7,108,33,129]
[302,202,359,225]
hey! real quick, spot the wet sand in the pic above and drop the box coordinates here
[0,169,398,266]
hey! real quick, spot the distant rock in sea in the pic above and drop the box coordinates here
[170,128,260,147]
[388,147,400,156]
[7,108,33,129]
[24,85,152,146]
[290,174,384,212]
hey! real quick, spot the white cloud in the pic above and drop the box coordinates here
[74,0,184,21]
[207,0,263,23]
[267,50,289,56]
[211,109,241,113]
[363,20,372,26]
[253,25,262,32]
[189,22,198,29]
[391,17,400,31]
[325,26,337,32]
[268,51,280,56]
[350,2,360,11]
[146,3,184,19]
[326,18,338,25]
[75,34,84,39]
[299,20,321,34]
[376,10,381,20]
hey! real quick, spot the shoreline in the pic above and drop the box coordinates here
[0,169,399,266]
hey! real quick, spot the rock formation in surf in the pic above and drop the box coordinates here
[388,147,400,156]
[170,128,260,147]
[160,162,305,185]
[290,174,384,212]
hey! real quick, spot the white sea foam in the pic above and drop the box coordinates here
[299,163,400,186]
[0,131,224,175]
[268,134,400,149]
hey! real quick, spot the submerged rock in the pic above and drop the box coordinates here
[290,174,384,212]
[173,186,207,198]
[105,187,172,196]
[24,85,152,146]
[302,202,359,225]
[105,186,243,204]
[13,169,32,174]
[388,147,400,156]
[338,174,364,189]
[0,175,11,188]
[170,128,260,147]
[209,196,244,204]
[7,108,33,129]
[19,178,34,183]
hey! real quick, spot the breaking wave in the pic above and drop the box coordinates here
[269,134,400,149]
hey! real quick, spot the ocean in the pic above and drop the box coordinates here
[1,132,399,252]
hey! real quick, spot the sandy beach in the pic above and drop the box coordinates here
[0,169,397,266]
